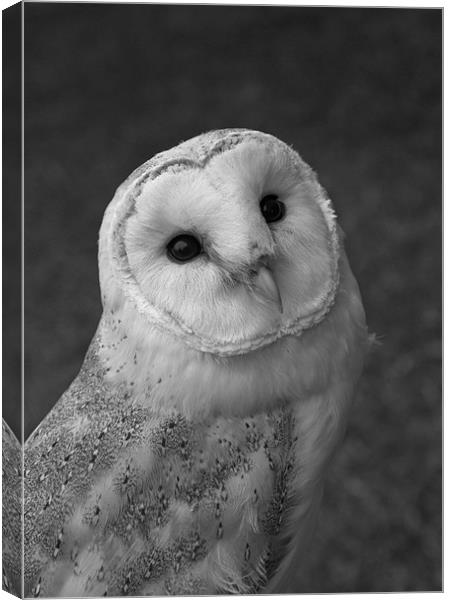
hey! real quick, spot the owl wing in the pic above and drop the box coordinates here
[2,418,22,597]
[24,335,314,597]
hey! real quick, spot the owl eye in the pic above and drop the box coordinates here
[260,194,285,223]
[167,234,202,263]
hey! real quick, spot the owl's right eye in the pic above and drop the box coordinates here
[167,234,202,263]
[260,194,285,223]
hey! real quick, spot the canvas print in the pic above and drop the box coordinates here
[2,3,442,596]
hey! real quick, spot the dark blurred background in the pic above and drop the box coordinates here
[11,2,442,592]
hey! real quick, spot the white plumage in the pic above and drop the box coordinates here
[21,128,369,596]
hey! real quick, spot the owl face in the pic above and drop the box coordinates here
[100,130,340,356]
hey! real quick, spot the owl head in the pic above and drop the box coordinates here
[99,129,340,357]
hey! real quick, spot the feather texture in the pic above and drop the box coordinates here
[2,419,22,597]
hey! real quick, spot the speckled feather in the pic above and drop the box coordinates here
[2,420,22,597]
[19,129,369,596]
[24,335,302,596]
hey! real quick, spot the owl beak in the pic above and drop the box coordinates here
[252,265,283,314]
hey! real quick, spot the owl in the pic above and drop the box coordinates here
[21,129,369,596]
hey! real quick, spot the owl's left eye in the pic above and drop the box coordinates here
[167,234,202,263]
[260,194,285,223]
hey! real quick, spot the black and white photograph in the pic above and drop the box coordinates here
[2,2,442,596]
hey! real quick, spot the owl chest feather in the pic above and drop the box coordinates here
[24,342,310,596]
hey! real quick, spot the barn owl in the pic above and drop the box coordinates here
[20,129,369,596]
